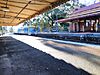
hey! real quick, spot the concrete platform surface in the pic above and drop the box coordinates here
[0,36,90,75]
[11,35,100,75]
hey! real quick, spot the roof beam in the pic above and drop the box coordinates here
[0,16,26,19]
[0,0,51,6]
[0,0,69,26]
[0,2,39,12]
[28,0,70,19]
[0,22,11,24]
[33,0,51,3]
[10,0,32,24]
[2,0,51,4]
[17,0,69,25]
[0,23,17,26]
[3,0,8,17]
[0,14,26,19]
[0,9,30,16]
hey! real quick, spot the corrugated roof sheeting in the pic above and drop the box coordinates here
[0,0,69,26]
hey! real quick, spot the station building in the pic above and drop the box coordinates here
[57,2,100,32]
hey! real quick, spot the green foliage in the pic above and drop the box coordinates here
[60,23,69,31]
[0,26,2,31]
[22,1,86,32]
[9,27,13,33]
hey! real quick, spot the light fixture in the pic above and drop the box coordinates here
[27,0,32,1]
[1,6,10,12]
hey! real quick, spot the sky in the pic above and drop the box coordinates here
[79,0,99,5]
[6,23,24,32]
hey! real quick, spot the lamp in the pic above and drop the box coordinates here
[1,6,10,12]
[27,0,32,1]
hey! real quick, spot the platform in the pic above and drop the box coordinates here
[0,36,91,75]
[11,34,100,75]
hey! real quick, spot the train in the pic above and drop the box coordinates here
[15,26,37,35]
[14,26,100,44]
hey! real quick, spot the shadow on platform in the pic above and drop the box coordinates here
[39,39,100,66]
[0,36,91,75]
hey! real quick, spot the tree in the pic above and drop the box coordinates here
[23,1,86,32]
[0,26,3,35]
[9,27,13,33]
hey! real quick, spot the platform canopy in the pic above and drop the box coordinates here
[0,0,69,26]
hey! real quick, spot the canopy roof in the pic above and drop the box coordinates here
[0,0,69,26]
[56,2,100,22]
